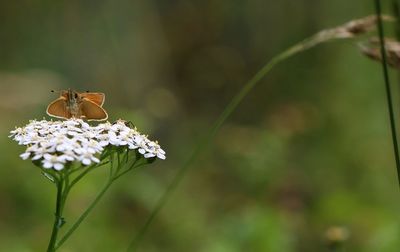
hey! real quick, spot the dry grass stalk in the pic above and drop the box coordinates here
[359,37,400,69]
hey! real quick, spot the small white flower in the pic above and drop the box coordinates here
[108,131,121,146]
[10,118,166,170]
[59,150,76,162]
[20,152,31,160]
[31,145,51,160]
[83,140,104,154]
[96,133,110,146]
[154,146,166,160]
[42,154,65,170]
[79,151,100,166]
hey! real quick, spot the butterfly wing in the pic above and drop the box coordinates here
[80,92,105,106]
[81,98,108,121]
[46,97,71,119]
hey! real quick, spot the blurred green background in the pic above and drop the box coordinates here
[1,1,400,251]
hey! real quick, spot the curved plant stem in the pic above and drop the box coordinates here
[69,161,109,189]
[126,28,345,252]
[55,159,143,250]
[374,0,400,187]
[46,176,65,252]
[55,180,113,250]
[113,162,146,181]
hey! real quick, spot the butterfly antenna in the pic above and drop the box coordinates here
[51,89,62,93]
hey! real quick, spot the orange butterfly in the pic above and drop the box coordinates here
[47,89,108,121]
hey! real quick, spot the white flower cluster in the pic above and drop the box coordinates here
[9,119,166,170]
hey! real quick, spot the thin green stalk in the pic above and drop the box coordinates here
[126,149,130,163]
[374,0,400,187]
[55,180,113,250]
[55,158,142,250]
[117,152,121,169]
[69,161,109,189]
[60,170,70,214]
[392,0,400,39]
[391,0,400,109]
[69,160,109,175]
[113,161,145,181]
[50,155,121,251]
[110,152,115,177]
[126,29,341,252]
[46,176,65,252]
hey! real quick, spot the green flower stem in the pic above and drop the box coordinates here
[126,25,355,252]
[60,171,70,213]
[113,161,147,181]
[69,161,109,189]
[117,152,121,168]
[46,149,136,251]
[55,179,113,250]
[46,176,65,252]
[374,0,400,187]
[110,152,115,177]
[392,0,400,39]
[55,157,143,250]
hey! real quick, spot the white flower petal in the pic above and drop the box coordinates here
[20,152,31,160]
[144,153,156,158]
[157,153,166,160]
[42,161,53,169]
[43,153,53,160]
[32,154,43,160]
[82,158,91,165]
[11,118,166,169]
[53,163,64,170]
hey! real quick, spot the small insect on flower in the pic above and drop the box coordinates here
[47,89,108,121]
